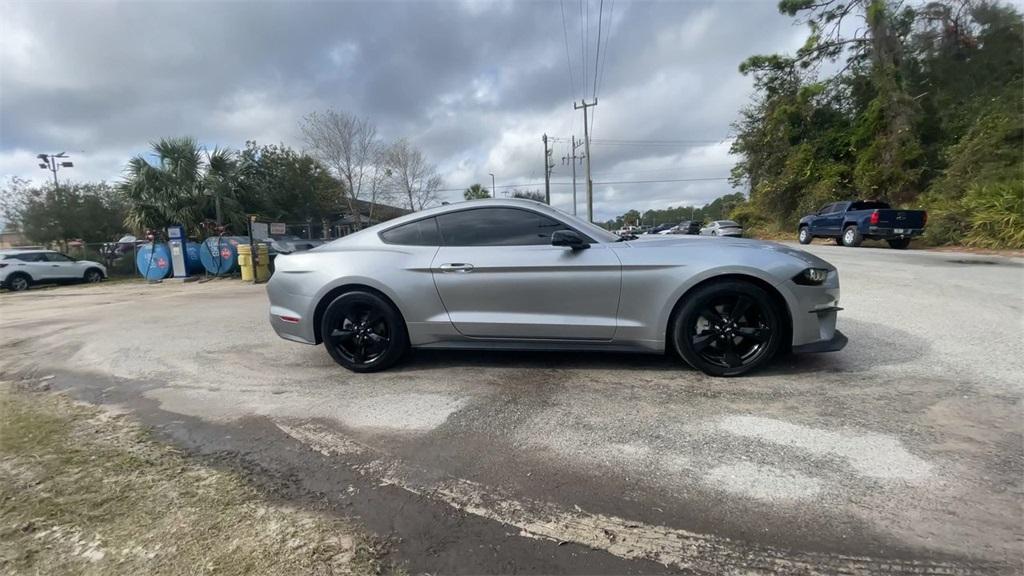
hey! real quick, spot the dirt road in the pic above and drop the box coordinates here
[1,244,1021,574]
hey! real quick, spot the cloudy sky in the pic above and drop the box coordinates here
[2,0,812,222]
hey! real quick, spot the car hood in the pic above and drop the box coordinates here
[623,236,834,270]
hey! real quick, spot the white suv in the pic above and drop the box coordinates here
[0,249,108,292]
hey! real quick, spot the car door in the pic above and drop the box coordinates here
[809,204,833,236]
[42,252,79,279]
[431,207,621,340]
[821,202,849,236]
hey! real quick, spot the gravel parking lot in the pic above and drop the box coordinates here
[1,243,1021,574]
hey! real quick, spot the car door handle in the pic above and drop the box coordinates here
[438,263,474,272]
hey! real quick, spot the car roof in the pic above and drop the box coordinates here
[0,248,52,254]
[360,198,573,231]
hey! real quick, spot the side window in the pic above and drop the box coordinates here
[436,208,570,246]
[44,253,73,262]
[379,217,440,246]
[818,203,834,215]
[12,253,45,262]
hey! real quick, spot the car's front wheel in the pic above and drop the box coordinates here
[320,290,408,373]
[84,269,104,283]
[798,227,812,244]
[672,281,783,377]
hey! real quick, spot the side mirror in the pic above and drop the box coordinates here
[551,230,589,250]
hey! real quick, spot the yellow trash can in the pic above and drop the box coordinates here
[255,244,270,282]
[237,243,270,282]
[237,244,254,282]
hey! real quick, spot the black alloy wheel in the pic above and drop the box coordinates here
[321,290,407,372]
[673,281,782,377]
[84,269,103,283]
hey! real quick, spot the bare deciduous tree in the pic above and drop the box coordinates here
[384,139,443,211]
[300,110,382,229]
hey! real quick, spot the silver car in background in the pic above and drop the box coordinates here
[700,220,744,237]
[267,199,845,376]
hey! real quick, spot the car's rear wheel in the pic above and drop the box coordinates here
[84,269,104,283]
[320,290,408,373]
[841,226,863,247]
[798,227,812,244]
[887,238,911,249]
[672,281,782,377]
[6,273,30,292]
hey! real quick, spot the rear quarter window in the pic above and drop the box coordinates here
[379,217,441,246]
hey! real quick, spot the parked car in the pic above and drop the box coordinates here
[700,220,743,237]
[267,199,846,377]
[0,249,107,292]
[615,225,641,238]
[646,223,675,235]
[267,236,325,256]
[675,220,703,235]
[798,200,927,249]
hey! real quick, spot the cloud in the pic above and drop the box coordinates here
[1,0,801,221]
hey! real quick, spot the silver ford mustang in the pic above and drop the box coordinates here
[267,199,846,376]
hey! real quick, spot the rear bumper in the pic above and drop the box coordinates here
[792,329,848,354]
[866,227,924,239]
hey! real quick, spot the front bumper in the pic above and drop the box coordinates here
[792,329,848,353]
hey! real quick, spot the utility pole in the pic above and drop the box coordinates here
[542,134,551,204]
[574,99,597,221]
[562,136,585,216]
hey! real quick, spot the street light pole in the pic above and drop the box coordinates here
[489,173,496,197]
[36,152,73,191]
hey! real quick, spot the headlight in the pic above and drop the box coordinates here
[793,268,829,286]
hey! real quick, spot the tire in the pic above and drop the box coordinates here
[841,225,863,247]
[887,238,911,250]
[671,280,783,377]
[5,273,30,292]
[798,227,812,244]
[84,268,104,283]
[320,290,408,373]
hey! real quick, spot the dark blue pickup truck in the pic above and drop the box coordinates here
[798,200,927,249]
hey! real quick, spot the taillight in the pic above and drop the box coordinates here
[869,210,879,225]
[923,212,928,226]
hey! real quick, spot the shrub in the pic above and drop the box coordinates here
[962,182,1024,249]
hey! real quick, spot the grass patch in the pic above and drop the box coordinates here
[0,382,392,575]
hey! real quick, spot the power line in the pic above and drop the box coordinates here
[593,0,604,99]
[594,0,614,101]
[433,176,729,194]
[584,0,590,100]
[579,0,585,101]
[559,0,576,103]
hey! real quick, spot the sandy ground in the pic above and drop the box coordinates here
[1,243,1021,574]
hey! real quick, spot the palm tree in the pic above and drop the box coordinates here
[122,138,241,234]
[464,183,490,200]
